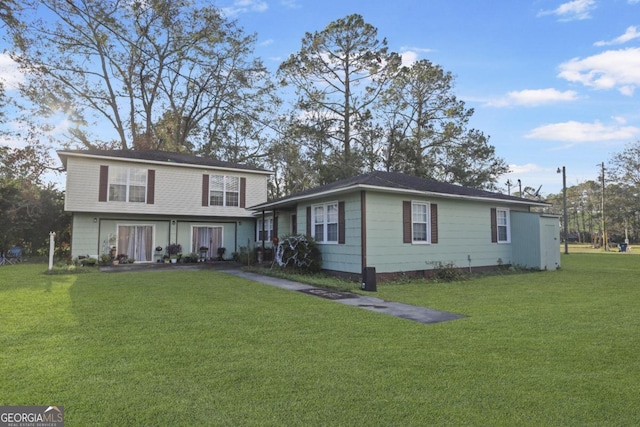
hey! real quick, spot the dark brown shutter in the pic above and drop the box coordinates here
[240,177,246,208]
[99,165,108,202]
[202,174,209,207]
[403,201,412,243]
[338,201,345,244]
[292,214,297,235]
[273,214,279,239]
[306,206,311,236]
[430,203,438,244]
[491,208,498,243]
[147,169,155,204]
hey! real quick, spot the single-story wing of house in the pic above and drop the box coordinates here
[251,170,560,280]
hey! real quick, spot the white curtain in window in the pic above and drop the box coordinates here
[118,225,153,261]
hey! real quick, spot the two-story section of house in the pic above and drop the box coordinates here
[58,149,271,262]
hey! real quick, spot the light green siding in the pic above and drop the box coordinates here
[299,192,362,274]
[364,193,526,273]
[71,212,254,261]
[512,212,561,270]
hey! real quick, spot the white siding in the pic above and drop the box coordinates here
[64,156,268,217]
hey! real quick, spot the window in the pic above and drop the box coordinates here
[496,208,510,243]
[412,202,430,243]
[312,202,339,243]
[209,175,239,207]
[257,218,273,242]
[403,201,438,244]
[109,167,147,203]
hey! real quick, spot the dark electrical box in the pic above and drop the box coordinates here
[361,266,377,292]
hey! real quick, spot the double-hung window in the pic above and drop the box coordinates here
[496,208,510,243]
[109,167,147,203]
[312,202,339,243]
[257,218,273,242]
[412,202,430,243]
[210,175,239,207]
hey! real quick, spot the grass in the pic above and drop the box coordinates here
[1,255,640,425]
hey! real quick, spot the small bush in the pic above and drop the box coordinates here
[427,261,466,283]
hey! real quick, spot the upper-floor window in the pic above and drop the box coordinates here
[210,175,239,207]
[109,167,147,203]
[312,202,338,243]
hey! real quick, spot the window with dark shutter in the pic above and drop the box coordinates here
[240,177,246,208]
[430,203,438,244]
[403,201,412,243]
[202,174,209,206]
[338,201,345,244]
[491,208,498,243]
[147,169,155,204]
[99,165,109,202]
[306,206,311,236]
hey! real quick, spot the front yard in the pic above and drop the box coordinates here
[1,254,639,425]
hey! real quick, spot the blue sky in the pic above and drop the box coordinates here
[213,0,640,195]
[1,0,639,195]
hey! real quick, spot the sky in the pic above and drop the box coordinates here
[2,0,639,196]
[211,0,640,195]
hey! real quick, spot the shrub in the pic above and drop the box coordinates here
[274,234,322,273]
[427,261,466,283]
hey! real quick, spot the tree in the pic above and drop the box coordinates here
[10,0,278,160]
[377,59,508,189]
[0,145,70,253]
[609,140,640,187]
[278,14,401,183]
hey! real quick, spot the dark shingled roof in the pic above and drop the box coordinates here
[253,170,549,209]
[58,149,270,173]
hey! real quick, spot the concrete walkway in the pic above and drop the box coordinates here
[222,270,464,325]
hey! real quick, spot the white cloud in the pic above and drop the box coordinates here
[0,53,24,90]
[537,0,596,21]
[594,26,640,46]
[525,120,640,142]
[486,88,579,107]
[558,47,640,95]
[220,0,268,17]
[280,0,301,8]
[400,51,418,67]
[259,38,274,47]
[399,47,433,67]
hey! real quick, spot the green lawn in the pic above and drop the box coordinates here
[1,255,639,426]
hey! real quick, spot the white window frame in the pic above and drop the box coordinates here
[312,202,339,244]
[209,175,239,207]
[109,167,147,203]
[412,201,431,244]
[256,218,273,242]
[496,207,511,243]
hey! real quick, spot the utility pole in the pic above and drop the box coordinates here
[601,162,607,251]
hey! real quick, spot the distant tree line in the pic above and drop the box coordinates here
[545,141,640,245]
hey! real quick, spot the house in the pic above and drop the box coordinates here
[251,171,560,279]
[58,149,271,262]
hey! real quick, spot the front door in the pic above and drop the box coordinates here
[192,226,223,259]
